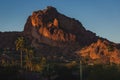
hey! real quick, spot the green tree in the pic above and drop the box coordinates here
[15,37,25,68]
[24,48,34,71]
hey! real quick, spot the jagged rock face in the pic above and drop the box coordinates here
[77,39,120,64]
[23,6,120,64]
[0,6,120,64]
[24,6,97,48]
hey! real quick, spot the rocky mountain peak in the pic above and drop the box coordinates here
[23,6,120,64]
[0,6,120,64]
[24,6,97,48]
[31,6,58,27]
[76,39,120,64]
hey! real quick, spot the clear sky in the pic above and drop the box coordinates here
[0,0,120,43]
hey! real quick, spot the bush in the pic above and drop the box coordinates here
[85,65,120,80]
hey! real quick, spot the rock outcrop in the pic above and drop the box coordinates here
[76,39,120,64]
[23,6,120,64]
[0,6,120,64]
[24,6,97,48]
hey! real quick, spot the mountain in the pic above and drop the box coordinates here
[23,6,98,48]
[0,32,22,48]
[0,6,120,64]
[76,39,120,64]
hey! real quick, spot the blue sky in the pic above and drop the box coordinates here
[0,0,120,43]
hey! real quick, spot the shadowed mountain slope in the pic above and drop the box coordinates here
[0,6,120,64]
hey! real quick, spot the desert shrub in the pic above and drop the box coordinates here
[85,64,120,80]
[32,64,44,72]
[65,61,77,69]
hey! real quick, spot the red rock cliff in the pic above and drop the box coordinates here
[24,6,97,48]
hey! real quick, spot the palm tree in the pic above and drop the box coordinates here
[15,37,25,68]
[80,60,82,80]
[24,48,34,71]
